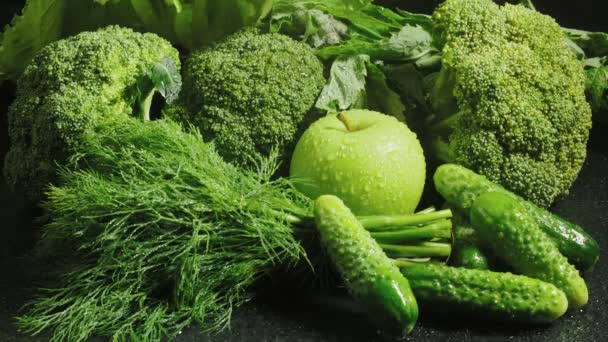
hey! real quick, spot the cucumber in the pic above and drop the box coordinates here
[434,164,599,272]
[471,191,588,308]
[451,245,490,270]
[398,262,568,323]
[314,195,418,337]
[447,203,491,270]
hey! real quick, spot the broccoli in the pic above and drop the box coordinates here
[4,25,180,203]
[421,0,592,207]
[164,28,325,168]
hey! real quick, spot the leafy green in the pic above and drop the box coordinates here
[0,0,79,82]
[270,0,431,49]
[382,63,430,130]
[314,55,408,120]
[191,0,273,46]
[0,0,140,83]
[0,0,273,83]
[584,57,608,116]
[270,7,348,47]
[366,62,406,121]
[316,24,438,61]
[149,56,182,104]
[315,55,369,112]
[562,29,608,115]
[563,28,608,58]
[135,56,183,120]
[272,0,436,123]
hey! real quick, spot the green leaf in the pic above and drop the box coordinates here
[130,0,182,41]
[393,9,433,33]
[584,58,608,115]
[270,0,371,47]
[135,56,182,120]
[270,0,405,46]
[192,0,273,46]
[0,0,66,83]
[382,25,437,60]
[316,24,437,61]
[315,55,370,113]
[382,63,431,129]
[0,0,272,83]
[150,56,182,104]
[563,28,608,58]
[270,8,348,48]
[365,62,406,121]
[0,0,143,84]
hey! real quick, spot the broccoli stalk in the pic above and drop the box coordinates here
[134,56,182,121]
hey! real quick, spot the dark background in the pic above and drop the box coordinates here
[1,1,607,341]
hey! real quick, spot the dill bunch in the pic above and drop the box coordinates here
[17,118,315,341]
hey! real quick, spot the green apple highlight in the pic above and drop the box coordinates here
[289,109,426,215]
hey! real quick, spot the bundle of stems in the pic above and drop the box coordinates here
[18,117,451,341]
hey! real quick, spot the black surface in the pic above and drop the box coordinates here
[1,1,607,341]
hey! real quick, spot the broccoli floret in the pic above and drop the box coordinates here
[425,0,592,207]
[165,28,325,168]
[4,25,180,203]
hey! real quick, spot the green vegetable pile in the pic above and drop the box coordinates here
[271,0,607,208]
[0,0,604,341]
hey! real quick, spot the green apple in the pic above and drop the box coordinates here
[290,109,426,215]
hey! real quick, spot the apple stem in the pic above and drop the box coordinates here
[336,112,353,132]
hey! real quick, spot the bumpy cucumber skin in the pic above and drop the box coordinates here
[314,195,418,337]
[471,192,588,308]
[400,263,568,323]
[434,164,599,272]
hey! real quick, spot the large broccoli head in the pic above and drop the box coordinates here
[428,0,592,207]
[4,26,180,202]
[165,28,325,168]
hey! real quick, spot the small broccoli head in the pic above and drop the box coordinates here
[429,0,591,207]
[4,26,180,202]
[166,28,325,168]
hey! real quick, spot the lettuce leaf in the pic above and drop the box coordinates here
[0,0,69,82]
[0,0,273,83]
